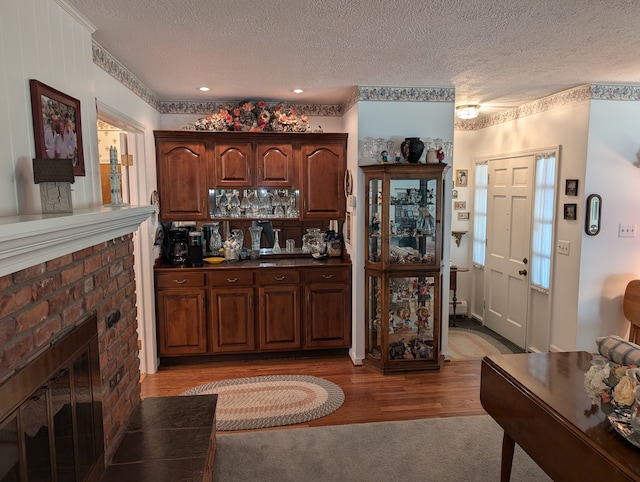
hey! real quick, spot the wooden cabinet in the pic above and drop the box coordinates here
[154,131,346,222]
[155,139,209,220]
[256,142,295,186]
[154,259,351,360]
[301,142,346,220]
[258,270,301,350]
[208,270,255,353]
[304,267,351,348]
[155,272,207,356]
[362,164,448,373]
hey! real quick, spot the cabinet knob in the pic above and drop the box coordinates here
[321,274,334,279]
[274,276,286,281]
[173,279,187,284]
[226,278,238,283]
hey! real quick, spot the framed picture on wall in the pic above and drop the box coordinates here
[29,79,85,176]
[458,211,470,221]
[565,179,578,196]
[454,201,466,210]
[455,169,468,187]
[564,203,577,220]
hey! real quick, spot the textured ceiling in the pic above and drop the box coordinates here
[66,0,640,118]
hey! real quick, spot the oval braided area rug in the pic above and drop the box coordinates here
[180,375,345,431]
[448,327,515,359]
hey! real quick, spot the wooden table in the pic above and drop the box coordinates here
[480,352,640,481]
[449,266,469,326]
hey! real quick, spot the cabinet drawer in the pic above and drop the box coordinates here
[305,268,350,284]
[209,270,254,287]
[156,271,206,288]
[258,269,300,285]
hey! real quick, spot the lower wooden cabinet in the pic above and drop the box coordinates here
[155,263,351,357]
[155,272,207,356]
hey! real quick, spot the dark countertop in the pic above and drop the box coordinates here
[155,253,352,271]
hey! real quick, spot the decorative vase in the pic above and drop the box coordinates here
[426,148,438,164]
[401,137,425,164]
[248,225,263,259]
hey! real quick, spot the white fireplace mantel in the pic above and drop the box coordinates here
[0,205,155,278]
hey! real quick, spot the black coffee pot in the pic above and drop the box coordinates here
[168,228,189,265]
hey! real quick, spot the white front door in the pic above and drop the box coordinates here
[484,155,534,348]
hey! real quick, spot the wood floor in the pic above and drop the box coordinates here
[140,355,487,429]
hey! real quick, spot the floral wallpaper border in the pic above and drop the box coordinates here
[92,41,640,131]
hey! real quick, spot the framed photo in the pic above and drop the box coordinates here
[457,211,470,221]
[565,179,578,196]
[564,203,577,220]
[30,79,85,176]
[454,201,466,210]
[455,169,468,187]
[452,189,458,199]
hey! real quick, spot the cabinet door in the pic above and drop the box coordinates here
[301,143,346,219]
[305,282,351,348]
[157,141,209,220]
[214,142,253,187]
[258,284,301,350]
[156,288,207,355]
[209,287,255,353]
[256,143,295,186]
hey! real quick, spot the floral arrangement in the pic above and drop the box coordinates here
[186,100,310,133]
[584,360,639,407]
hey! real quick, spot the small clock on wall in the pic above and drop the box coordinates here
[585,194,601,236]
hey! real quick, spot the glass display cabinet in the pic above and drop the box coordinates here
[362,163,448,373]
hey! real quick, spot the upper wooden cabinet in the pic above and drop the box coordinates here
[301,142,346,220]
[154,131,347,221]
[156,140,209,220]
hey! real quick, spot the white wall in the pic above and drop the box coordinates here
[0,0,102,215]
[577,100,640,348]
[459,99,640,352]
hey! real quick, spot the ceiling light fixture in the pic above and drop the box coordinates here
[293,89,304,94]
[456,105,480,120]
[199,86,211,92]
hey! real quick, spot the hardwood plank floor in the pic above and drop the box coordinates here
[140,356,487,429]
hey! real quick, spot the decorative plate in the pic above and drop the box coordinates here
[204,257,224,265]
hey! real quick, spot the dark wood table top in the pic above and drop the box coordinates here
[481,352,640,481]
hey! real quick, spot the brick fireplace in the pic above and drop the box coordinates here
[0,234,142,462]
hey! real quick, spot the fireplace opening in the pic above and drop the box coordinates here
[0,312,104,481]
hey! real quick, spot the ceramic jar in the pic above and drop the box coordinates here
[302,228,325,254]
[401,137,425,164]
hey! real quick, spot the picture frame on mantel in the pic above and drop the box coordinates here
[29,79,85,176]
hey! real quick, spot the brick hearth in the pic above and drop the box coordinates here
[0,234,141,461]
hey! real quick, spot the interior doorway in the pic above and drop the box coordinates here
[96,104,159,375]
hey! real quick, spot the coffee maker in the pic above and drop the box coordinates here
[167,228,189,265]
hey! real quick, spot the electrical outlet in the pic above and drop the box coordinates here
[557,240,570,255]
[619,224,637,238]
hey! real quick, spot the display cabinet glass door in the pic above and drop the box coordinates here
[367,177,382,263]
[366,274,439,364]
[388,178,438,265]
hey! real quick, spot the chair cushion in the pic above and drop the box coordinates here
[595,335,640,366]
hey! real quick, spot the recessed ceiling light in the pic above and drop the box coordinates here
[293,89,304,94]
[199,86,211,92]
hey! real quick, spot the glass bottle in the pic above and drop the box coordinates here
[209,223,222,252]
[272,228,281,253]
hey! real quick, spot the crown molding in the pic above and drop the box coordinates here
[53,0,96,33]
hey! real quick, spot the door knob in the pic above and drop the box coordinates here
[519,269,528,276]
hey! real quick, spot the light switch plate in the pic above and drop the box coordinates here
[557,240,570,255]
